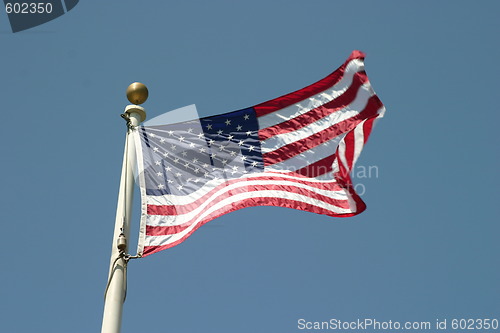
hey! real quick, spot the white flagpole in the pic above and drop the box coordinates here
[101,83,148,333]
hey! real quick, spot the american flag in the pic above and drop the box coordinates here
[134,50,385,257]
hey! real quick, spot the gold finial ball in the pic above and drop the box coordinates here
[126,82,149,105]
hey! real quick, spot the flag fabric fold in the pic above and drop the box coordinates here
[134,50,386,257]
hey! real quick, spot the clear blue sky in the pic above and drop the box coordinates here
[1,1,499,332]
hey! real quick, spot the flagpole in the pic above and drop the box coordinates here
[101,83,148,333]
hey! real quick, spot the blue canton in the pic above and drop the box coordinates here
[140,108,263,196]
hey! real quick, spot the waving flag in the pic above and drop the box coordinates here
[134,50,385,257]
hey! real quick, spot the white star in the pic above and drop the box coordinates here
[243,114,250,120]
[225,119,231,126]
[241,156,247,161]
[175,172,182,177]
[150,133,156,138]
[222,159,228,165]
[178,136,185,142]
[217,130,223,135]
[232,165,238,171]
[184,162,190,168]
[189,142,195,148]
[177,185,183,191]
[155,161,161,166]
[170,144,177,150]
[163,152,169,158]
[166,166,172,172]
[199,147,206,153]
[208,139,215,145]
[194,168,200,173]
[181,151,188,157]
[153,147,159,152]
[187,128,193,133]
[192,158,198,163]
[202,163,209,168]
[156,172,163,177]
[227,134,234,141]
[230,151,237,157]
[206,124,213,130]
[251,161,258,167]
[197,132,204,139]
[236,125,242,131]
[158,184,165,189]
[167,179,174,184]
[204,172,210,178]
[210,153,217,158]
[296,104,306,111]
[219,145,225,151]
[248,146,255,152]
[238,140,244,146]
[160,138,166,143]
[174,158,180,163]
[246,131,252,136]
[193,178,200,183]
[167,130,174,136]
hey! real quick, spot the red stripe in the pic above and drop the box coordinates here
[148,181,350,219]
[147,173,344,215]
[335,150,350,185]
[335,114,381,181]
[294,154,336,178]
[276,98,380,180]
[147,190,350,236]
[258,72,368,142]
[343,180,366,215]
[142,193,365,257]
[363,117,376,144]
[254,51,365,117]
[263,95,383,166]
[343,130,356,172]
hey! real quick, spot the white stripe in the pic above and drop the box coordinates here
[350,106,385,169]
[261,82,374,154]
[337,136,348,174]
[133,129,148,255]
[145,189,355,247]
[147,178,349,224]
[351,119,366,168]
[323,105,386,178]
[264,132,347,173]
[257,58,364,129]
[147,171,341,205]
[333,133,357,211]
[377,106,386,118]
